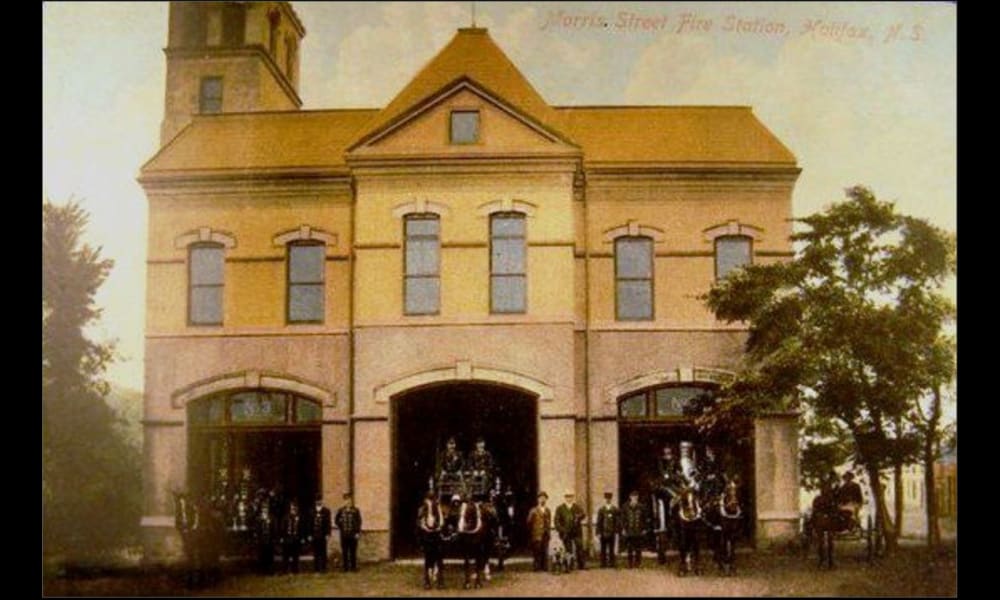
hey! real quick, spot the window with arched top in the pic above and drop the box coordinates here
[615,236,653,321]
[287,241,325,324]
[618,384,717,420]
[490,212,526,314]
[189,242,225,325]
[715,235,753,280]
[404,214,440,315]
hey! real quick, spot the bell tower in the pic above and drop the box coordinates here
[160,1,306,145]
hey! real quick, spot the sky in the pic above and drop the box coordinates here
[42,2,956,393]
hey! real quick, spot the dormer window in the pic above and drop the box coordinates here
[450,110,479,144]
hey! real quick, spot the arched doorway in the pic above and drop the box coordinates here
[617,383,755,543]
[187,388,322,511]
[390,383,538,558]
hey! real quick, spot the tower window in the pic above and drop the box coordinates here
[199,77,223,114]
[450,111,479,144]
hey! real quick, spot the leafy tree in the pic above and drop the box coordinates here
[43,199,142,559]
[700,186,955,553]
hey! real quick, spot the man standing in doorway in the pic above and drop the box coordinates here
[335,492,363,572]
[595,491,620,568]
[555,491,587,570]
[526,491,552,571]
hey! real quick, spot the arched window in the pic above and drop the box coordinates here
[715,235,752,279]
[187,389,322,505]
[287,241,325,323]
[404,214,440,315]
[618,384,716,420]
[615,236,653,320]
[189,242,224,325]
[490,212,526,313]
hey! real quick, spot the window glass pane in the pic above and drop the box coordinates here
[492,216,525,237]
[289,284,324,322]
[616,238,652,278]
[492,275,525,313]
[200,77,223,113]
[620,393,647,418]
[229,391,286,423]
[617,280,652,320]
[405,277,439,314]
[191,246,224,285]
[405,218,439,237]
[295,397,321,423]
[208,396,226,423]
[406,239,439,275]
[655,386,713,417]
[491,238,525,275]
[716,236,751,279]
[289,245,324,283]
[190,286,223,324]
[451,111,479,143]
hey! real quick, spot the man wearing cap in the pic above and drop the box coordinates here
[526,491,552,571]
[835,471,863,523]
[555,491,587,570]
[595,492,620,568]
[334,492,363,572]
[309,494,332,573]
[468,437,495,486]
[621,491,647,568]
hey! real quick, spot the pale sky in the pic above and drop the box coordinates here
[42,2,956,392]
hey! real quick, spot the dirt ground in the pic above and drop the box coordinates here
[43,542,957,597]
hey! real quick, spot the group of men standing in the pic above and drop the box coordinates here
[522,440,734,573]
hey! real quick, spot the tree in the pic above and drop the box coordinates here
[701,186,956,553]
[43,199,142,559]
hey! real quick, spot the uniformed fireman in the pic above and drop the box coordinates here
[439,437,465,490]
[310,494,332,573]
[280,500,305,574]
[621,490,648,569]
[335,492,363,572]
[698,445,724,500]
[253,495,276,575]
[595,492,621,568]
[468,437,495,485]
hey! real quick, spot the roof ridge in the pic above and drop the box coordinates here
[554,105,752,110]
[192,108,381,120]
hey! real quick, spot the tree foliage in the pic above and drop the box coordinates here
[699,186,956,549]
[42,199,142,558]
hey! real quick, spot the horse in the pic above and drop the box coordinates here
[650,486,675,565]
[673,485,703,576]
[417,495,446,589]
[454,496,489,589]
[703,478,744,576]
[804,485,856,569]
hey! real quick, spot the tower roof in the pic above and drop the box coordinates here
[352,27,570,148]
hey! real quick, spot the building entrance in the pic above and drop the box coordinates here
[391,383,538,558]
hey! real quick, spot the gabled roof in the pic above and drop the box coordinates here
[350,27,571,149]
[141,109,378,175]
[555,106,797,165]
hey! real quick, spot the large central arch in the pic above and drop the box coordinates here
[390,382,538,558]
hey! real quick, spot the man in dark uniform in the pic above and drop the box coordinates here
[281,500,305,574]
[595,491,620,568]
[439,437,465,493]
[554,491,587,570]
[467,437,495,491]
[310,494,332,573]
[835,471,864,524]
[655,445,683,564]
[335,492,363,572]
[698,445,724,500]
[253,496,276,575]
[526,491,552,571]
[621,490,647,568]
